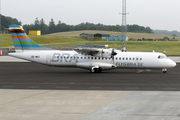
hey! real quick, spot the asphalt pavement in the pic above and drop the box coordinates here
[1,56,180,120]
[0,62,179,91]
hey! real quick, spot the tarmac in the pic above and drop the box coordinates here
[0,56,180,120]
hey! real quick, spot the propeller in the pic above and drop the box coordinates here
[111,41,117,64]
[111,48,117,64]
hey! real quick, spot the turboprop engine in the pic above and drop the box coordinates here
[73,48,117,59]
[94,49,112,58]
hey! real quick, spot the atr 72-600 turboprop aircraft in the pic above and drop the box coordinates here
[8,25,176,73]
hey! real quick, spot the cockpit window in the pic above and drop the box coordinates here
[158,55,167,59]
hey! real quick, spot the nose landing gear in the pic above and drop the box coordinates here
[162,68,167,73]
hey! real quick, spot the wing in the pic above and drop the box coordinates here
[73,48,99,56]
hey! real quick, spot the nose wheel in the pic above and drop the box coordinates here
[162,68,167,73]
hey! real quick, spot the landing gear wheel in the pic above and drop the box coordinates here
[163,71,167,73]
[162,68,167,73]
[90,68,97,73]
[97,67,102,73]
[90,67,102,73]
[90,68,94,73]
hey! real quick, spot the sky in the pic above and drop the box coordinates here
[1,0,180,31]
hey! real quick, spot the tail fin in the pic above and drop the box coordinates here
[9,25,50,51]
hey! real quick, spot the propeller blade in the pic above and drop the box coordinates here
[111,48,117,64]
[112,49,117,56]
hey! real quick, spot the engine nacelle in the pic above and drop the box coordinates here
[73,48,117,58]
[92,49,113,58]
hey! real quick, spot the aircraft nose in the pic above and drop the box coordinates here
[170,60,176,67]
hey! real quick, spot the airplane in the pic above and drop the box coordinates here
[8,25,176,73]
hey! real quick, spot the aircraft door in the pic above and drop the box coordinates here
[46,55,51,64]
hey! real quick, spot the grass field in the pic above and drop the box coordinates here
[1,31,180,55]
[48,30,180,40]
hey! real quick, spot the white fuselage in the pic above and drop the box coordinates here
[8,50,176,72]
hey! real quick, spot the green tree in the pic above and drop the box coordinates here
[23,24,35,35]
[34,18,40,30]
[40,18,48,34]
[49,18,55,33]
[172,34,177,37]
[0,14,21,33]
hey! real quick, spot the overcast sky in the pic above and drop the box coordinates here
[1,0,180,31]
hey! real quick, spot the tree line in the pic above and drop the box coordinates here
[154,30,180,37]
[0,14,21,33]
[1,15,154,34]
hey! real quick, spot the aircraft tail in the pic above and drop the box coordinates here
[9,25,50,51]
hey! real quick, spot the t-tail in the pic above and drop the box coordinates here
[9,25,51,52]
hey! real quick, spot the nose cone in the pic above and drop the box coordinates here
[170,60,176,67]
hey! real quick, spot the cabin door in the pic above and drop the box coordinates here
[46,55,51,64]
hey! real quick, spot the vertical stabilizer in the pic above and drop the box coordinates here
[9,25,50,52]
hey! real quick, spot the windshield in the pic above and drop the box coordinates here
[158,55,168,59]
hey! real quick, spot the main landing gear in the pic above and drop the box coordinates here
[90,67,102,73]
[162,68,167,73]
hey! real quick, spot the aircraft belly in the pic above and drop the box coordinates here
[76,62,116,70]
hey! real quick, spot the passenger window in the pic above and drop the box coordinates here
[140,58,142,60]
[84,57,86,59]
[116,57,118,60]
[123,58,124,60]
[133,58,135,60]
[91,57,93,59]
[126,58,128,60]
[88,57,90,59]
[77,57,79,59]
[129,58,131,60]
[99,57,100,60]
[136,58,138,60]
[119,58,121,60]
[70,57,72,59]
